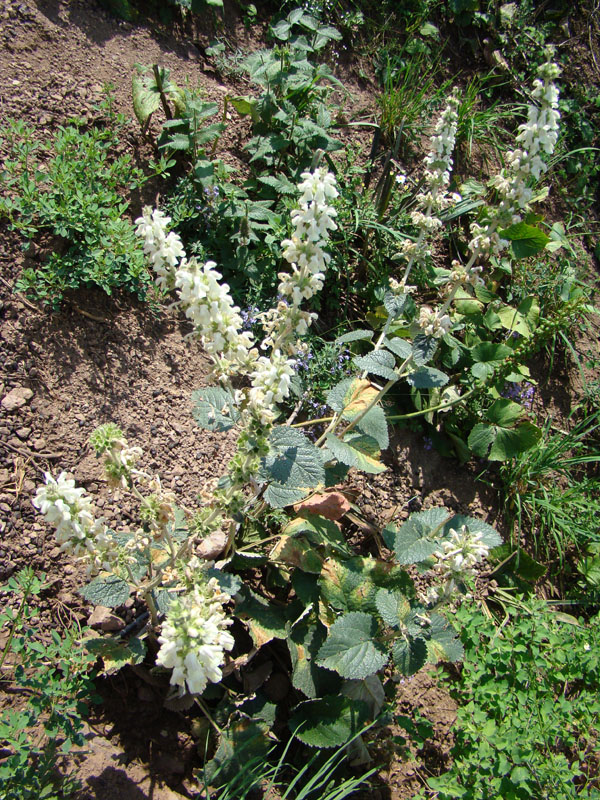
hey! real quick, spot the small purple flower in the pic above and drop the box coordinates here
[423,436,433,451]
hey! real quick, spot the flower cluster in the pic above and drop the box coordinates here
[155,577,234,695]
[135,208,185,290]
[33,472,114,575]
[433,525,489,582]
[89,423,143,488]
[417,306,452,339]
[395,93,460,275]
[472,58,561,258]
[277,167,338,319]
[174,259,256,374]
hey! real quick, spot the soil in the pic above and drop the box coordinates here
[0,1,597,798]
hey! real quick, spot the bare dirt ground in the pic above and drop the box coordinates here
[0,0,595,798]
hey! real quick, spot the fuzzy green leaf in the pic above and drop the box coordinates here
[85,636,146,675]
[235,586,287,648]
[375,588,411,628]
[320,556,415,614]
[288,620,338,699]
[260,426,325,507]
[412,335,438,366]
[289,696,370,748]
[335,329,374,345]
[406,367,449,389]
[341,675,385,717]
[191,387,240,432]
[324,432,386,475]
[354,350,398,381]
[383,507,451,565]
[316,612,388,679]
[426,614,464,663]
[392,637,427,676]
[80,575,130,608]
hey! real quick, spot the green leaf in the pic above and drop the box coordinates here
[384,291,408,319]
[283,514,351,556]
[85,636,146,675]
[204,718,270,784]
[488,423,542,461]
[383,508,451,565]
[384,337,413,360]
[319,556,414,615]
[132,68,161,127]
[391,637,427,676]
[375,588,411,629]
[316,612,388,679]
[353,350,398,381]
[355,405,389,450]
[260,426,325,507]
[191,386,240,432]
[470,342,512,381]
[486,398,522,427]
[270,535,324,574]
[206,568,242,596]
[426,614,464,663]
[235,586,287,647]
[499,222,550,259]
[335,329,374,345]
[324,432,386,475]
[289,696,370,748]
[412,335,438,366]
[406,367,449,389]
[341,675,385,717]
[497,298,539,338]
[287,619,338,699]
[80,575,130,608]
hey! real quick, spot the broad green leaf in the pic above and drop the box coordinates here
[316,612,388,679]
[341,675,385,717]
[270,535,323,574]
[412,335,438,366]
[204,718,270,784]
[375,588,411,629]
[384,337,412,360]
[191,386,240,432]
[260,426,325,507]
[354,350,398,381]
[470,342,512,382]
[406,367,449,389]
[85,636,145,675]
[383,508,451,565]
[288,619,338,699]
[235,586,287,647]
[283,514,350,556]
[132,69,161,127]
[335,329,374,345]
[289,695,370,748]
[355,405,389,450]
[489,422,542,461]
[206,568,242,596]
[496,297,539,338]
[391,637,427,676]
[486,398,522,427]
[426,614,464,663]
[324,432,386,475]
[80,575,130,608]
[384,291,409,319]
[319,556,414,614]
[499,222,550,258]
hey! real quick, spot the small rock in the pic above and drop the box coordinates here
[32,438,46,451]
[16,427,31,439]
[23,480,35,493]
[1,386,33,411]
[88,605,125,632]
[0,469,9,484]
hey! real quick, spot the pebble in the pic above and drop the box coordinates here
[16,427,31,439]
[1,386,33,411]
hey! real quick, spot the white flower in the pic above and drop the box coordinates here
[135,207,185,289]
[249,350,296,408]
[155,578,234,696]
[33,472,114,573]
[433,525,489,581]
[417,306,452,338]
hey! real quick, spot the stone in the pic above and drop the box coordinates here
[88,605,125,632]
[16,427,31,439]
[1,386,33,411]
